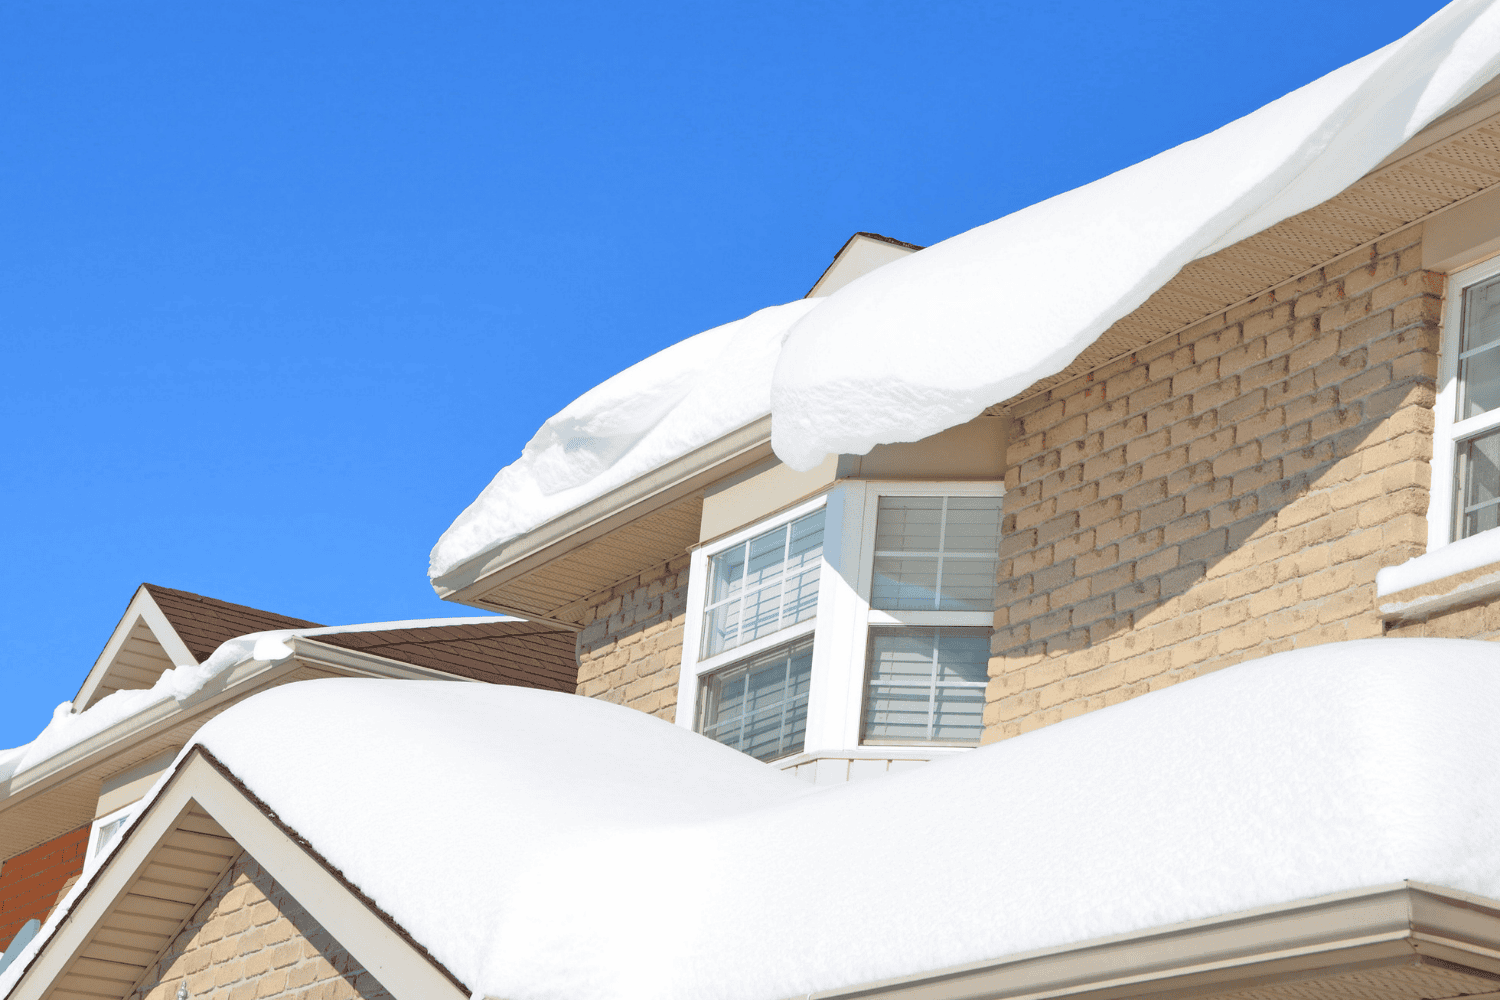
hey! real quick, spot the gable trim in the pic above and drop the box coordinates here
[4,746,469,1000]
[74,587,200,713]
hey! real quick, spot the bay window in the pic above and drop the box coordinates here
[678,482,1002,765]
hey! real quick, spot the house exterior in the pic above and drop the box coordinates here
[13,9,1500,1000]
[430,76,1500,781]
[0,583,576,971]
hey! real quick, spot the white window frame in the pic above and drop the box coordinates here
[674,479,1003,759]
[86,804,134,861]
[1431,253,1500,548]
[676,493,833,757]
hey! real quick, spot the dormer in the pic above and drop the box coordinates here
[72,584,319,712]
[804,232,923,298]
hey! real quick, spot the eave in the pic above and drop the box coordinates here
[803,882,1500,1000]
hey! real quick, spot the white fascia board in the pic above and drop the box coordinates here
[4,749,468,1000]
[73,586,200,710]
[799,882,1500,1000]
[434,415,775,604]
[0,656,300,810]
[285,637,482,682]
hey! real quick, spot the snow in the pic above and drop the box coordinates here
[30,637,1486,1000]
[0,616,512,788]
[1377,528,1500,595]
[769,0,1500,469]
[432,1,1500,576]
[429,299,818,580]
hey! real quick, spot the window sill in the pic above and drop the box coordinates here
[776,746,971,785]
[1376,529,1500,623]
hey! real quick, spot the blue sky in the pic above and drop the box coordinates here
[0,0,1441,748]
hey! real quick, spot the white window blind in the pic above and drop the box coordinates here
[702,509,824,657]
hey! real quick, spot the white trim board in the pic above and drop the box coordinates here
[3,747,468,1000]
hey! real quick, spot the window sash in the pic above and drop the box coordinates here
[696,636,813,762]
[860,625,988,747]
[701,509,825,658]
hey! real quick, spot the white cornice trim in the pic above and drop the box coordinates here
[796,882,1500,1000]
[3,749,468,1000]
[73,587,200,711]
[433,414,775,604]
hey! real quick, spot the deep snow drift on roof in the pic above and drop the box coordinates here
[430,1,1500,580]
[102,637,1500,1000]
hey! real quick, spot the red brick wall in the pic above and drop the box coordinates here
[0,825,89,952]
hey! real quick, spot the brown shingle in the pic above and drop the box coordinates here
[143,584,321,663]
[307,620,577,692]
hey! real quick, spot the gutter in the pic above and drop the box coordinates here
[793,882,1500,1000]
[432,414,776,604]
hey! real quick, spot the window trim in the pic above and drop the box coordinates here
[86,803,135,861]
[1431,254,1500,548]
[676,493,833,752]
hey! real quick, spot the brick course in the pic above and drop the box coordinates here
[0,824,88,953]
[129,853,391,1000]
[989,228,1443,740]
[573,555,689,720]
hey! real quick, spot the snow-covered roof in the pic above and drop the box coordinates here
[430,1,1500,584]
[9,637,1496,1000]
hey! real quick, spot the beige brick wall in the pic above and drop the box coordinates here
[989,227,1443,741]
[573,555,689,721]
[129,853,391,1000]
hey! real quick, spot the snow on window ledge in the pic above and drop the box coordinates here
[1375,529,1500,620]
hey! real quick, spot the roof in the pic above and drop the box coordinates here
[142,583,320,663]
[804,231,925,298]
[431,3,1500,597]
[10,637,1495,1000]
[306,619,577,691]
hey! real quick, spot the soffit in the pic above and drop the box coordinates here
[997,100,1500,410]
[465,493,704,626]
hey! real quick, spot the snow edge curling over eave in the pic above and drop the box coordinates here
[767,1,1500,470]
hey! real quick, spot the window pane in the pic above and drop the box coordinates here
[702,510,824,657]
[1463,275,1500,354]
[874,497,943,552]
[871,557,940,609]
[1458,427,1500,539]
[709,543,745,605]
[696,637,812,762]
[944,497,1004,551]
[937,558,1000,612]
[862,627,989,746]
[1461,345,1500,420]
[870,495,1002,611]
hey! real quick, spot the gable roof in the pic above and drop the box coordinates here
[304,619,577,690]
[804,231,924,298]
[142,583,320,663]
[0,746,467,1000]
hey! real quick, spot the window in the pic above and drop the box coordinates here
[696,636,813,761]
[677,482,1002,764]
[1432,258,1500,545]
[87,805,133,860]
[702,510,824,657]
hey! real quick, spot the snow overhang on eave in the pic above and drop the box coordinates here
[432,414,777,625]
[802,881,1500,1000]
[998,76,1500,415]
[0,644,474,865]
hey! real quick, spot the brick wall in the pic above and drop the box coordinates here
[129,852,391,1000]
[574,555,689,720]
[989,227,1442,740]
[0,824,88,953]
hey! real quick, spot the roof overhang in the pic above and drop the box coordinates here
[803,882,1500,1000]
[432,414,777,624]
[0,646,473,863]
[1,746,467,1000]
